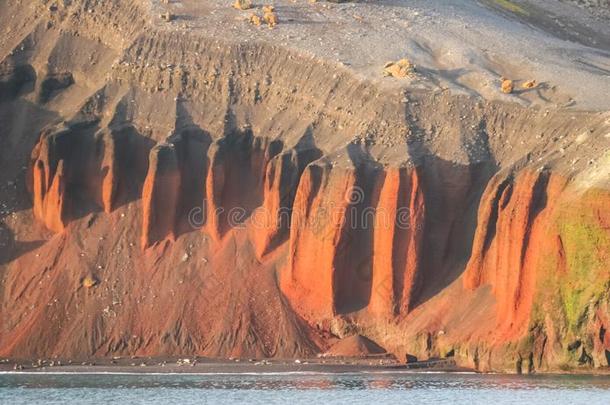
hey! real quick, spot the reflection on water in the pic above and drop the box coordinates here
[1,372,610,404]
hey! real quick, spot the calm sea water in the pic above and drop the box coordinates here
[1,372,610,404]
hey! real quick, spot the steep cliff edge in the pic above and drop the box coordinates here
[0,0,609,373]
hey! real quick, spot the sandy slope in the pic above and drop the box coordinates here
[151,0,610,110]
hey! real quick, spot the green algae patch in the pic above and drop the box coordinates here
[488,0,530,15]
[557,210,610,331]
[525,193,610,371]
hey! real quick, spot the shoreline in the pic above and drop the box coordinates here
[1,358,609,376]
[0,357,468,375]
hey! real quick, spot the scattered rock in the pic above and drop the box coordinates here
[263,6,278,28]
[249,13,262,26]
[233,0,253,11]
[160,12,174,22]
[82,275,98,289]
[383,59,415,78]
[501,78,514,94]
[522,80,537,89]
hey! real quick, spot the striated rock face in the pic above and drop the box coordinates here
[98,130,120,214]
[463,170,561,337]
[204,133,283,242]
[280,163,426,321]
[29,125,82,232]
[281,160,364,320]
[369,168,425,317]
[28,122,152,233]
[2,0,610,373]
[251,147,322,258]
[461,170,610,369]
[23,117,607,371]
[16,121,610,371]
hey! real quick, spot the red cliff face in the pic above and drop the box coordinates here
[280,163,426,321]
[462,169,610,368]
[251,147,321,259]
[280,161,358,320]
[32,158,68,233]
[369,168,425,317]
[463,170,563,337]
[28,124,145,230]
[21,120,610,372]
[30,127,72,232]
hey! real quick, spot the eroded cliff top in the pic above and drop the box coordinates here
[146,0,610,111]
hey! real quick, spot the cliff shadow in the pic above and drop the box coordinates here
[208,126,284,237]
[61,120,156,222]
[403,104,499,310]
[0,64,37,102]
[173,102,213,238]
[0,224,44,265]
[0,97,59,264]
[257,127,323,254]
[333,142,384,315]
[415,154,496,307]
